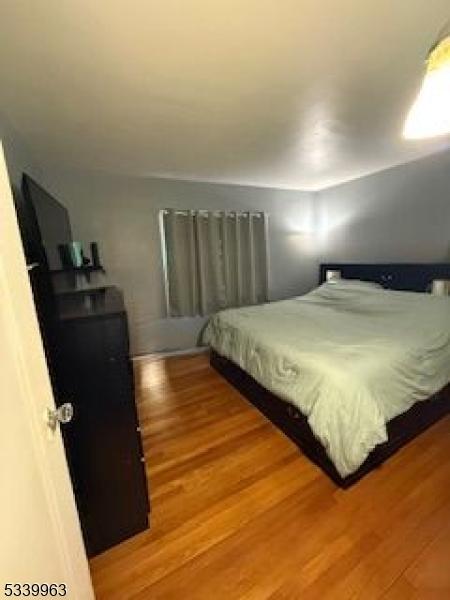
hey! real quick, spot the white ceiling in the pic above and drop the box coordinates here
[1,1,450,191]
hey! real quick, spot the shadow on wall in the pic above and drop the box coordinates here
[0,112,42,194]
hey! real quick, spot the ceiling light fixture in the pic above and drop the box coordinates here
[403,23,450,139]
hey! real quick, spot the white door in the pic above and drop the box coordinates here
[0,142,94,600]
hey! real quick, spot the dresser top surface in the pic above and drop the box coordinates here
[56,286,126,322]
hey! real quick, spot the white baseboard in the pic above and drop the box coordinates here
[132,346,209,362]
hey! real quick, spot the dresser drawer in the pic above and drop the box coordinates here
[56,301,149,556]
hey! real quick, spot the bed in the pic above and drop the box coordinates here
[204,263,450,487]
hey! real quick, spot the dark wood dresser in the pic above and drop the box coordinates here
[14,175,149,557]
[56,287,149,556]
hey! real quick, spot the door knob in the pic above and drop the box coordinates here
[46,402,74,432]
[26,262,40,271]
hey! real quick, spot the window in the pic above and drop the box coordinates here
[160,209,269,317]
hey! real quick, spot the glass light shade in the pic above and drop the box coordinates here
[403,36,450,139]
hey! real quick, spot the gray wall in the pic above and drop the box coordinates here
[316,150,450,263]
[28,144,450,356]
[0,112,41,193]
[41,169,318,355]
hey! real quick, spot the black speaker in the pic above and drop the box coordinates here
[90,242,101,268]
[58,244,72,269]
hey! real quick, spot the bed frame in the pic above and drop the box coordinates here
[210,263,450,488]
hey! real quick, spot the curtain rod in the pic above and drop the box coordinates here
[161,209,265,217]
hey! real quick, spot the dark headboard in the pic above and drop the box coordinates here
[319,263,450,292]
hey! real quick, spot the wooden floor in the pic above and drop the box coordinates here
[90,354,450,599]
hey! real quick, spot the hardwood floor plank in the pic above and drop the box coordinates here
[386,518,450,598]
[90,354,450,599]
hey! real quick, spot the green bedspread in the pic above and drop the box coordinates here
[203,280,450,477]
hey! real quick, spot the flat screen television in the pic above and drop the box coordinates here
[22,174,73,271]
[13,174,75,396]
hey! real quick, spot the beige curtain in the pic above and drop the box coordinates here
[161,210,268,317]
